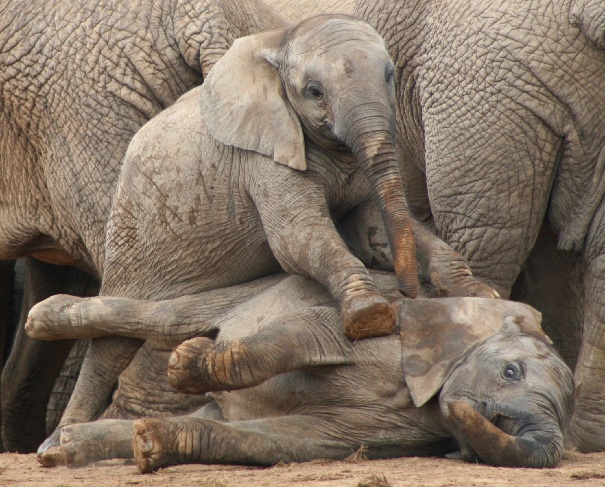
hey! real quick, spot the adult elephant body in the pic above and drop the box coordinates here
[0,0,280,272]
[0,0,282,451]
[340,0,605,451]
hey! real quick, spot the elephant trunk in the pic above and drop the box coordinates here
[447,400,564,468]
[342,103,419,298]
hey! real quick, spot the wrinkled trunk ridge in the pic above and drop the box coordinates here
[343,104,419,298]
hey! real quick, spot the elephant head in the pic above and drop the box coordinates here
[199,15,419,298]
[398,298,574,468]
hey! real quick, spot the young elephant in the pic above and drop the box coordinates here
[109,13,419,334]
[26,271,573,469]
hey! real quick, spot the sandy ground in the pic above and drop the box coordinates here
[0,450,604,487]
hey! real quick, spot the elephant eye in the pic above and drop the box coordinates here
[501,362,523,381]
[305,81,324,101]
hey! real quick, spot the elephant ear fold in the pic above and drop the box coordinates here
[398,298,543,407]
[199,29,307,171]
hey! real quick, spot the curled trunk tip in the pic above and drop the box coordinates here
[446,399,563,468]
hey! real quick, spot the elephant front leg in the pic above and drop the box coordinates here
[338,201,499,299]
[273,223,395,341]
[133,415,352,472]
[253,180,396,340]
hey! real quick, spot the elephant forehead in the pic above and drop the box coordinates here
[287,17,386,58]
[286,45,391,90]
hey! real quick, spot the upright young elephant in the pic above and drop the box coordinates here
[26,271,574,469]
[46,14,423,451]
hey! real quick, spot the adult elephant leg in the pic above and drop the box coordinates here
[133,415,353,472]
[0,260,16,367]
[1,258,98,452]
[568,205,605,451]
[510,227,584,369]
[0,260,16,452]
[421,106,561,299]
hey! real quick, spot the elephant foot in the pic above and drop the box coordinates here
[168,337,215,394]
[59,424,106,467]
[429,262,500,299]
[133,419,176,473]
[566,405,605,452]
[25,294,80,340]
[37,429,65,467]
[341,293,395,340]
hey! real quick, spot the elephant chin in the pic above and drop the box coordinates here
[446,400,564,468]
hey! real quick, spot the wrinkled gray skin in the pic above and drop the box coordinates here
[0,0,284,451]
[26,271,574,469]
[38,15,429,461]
[267,0,605,452]
[7,8,494,462]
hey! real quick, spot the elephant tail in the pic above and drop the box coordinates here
[570,0,605,49]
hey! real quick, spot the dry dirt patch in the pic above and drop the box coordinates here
[0,450,604,486]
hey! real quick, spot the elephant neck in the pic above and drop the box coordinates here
[304,139,358,176]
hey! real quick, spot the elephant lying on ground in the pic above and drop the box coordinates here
[26,271,574,469]
[268,0,605,453]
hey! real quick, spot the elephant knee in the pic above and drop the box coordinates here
[570,0,605,49]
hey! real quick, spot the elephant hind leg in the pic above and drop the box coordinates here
[133,415,352,472]
[168,307,350,395]
[567,255,605,451]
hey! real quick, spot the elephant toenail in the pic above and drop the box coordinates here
[168,352,179,367]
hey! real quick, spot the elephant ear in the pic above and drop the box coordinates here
[199,29,306,171]
[398,297,546,407]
